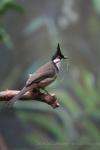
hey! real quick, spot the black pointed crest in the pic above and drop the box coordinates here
[52,43,66,60]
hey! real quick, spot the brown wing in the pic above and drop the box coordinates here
[26,68,56,87]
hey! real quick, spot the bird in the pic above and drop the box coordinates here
[6,43,67,107]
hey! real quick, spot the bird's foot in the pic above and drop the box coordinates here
[40,88,50,95]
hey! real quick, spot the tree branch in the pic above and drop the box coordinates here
[0,90,60,108]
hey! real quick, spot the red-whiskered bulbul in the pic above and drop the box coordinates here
[7,43,67,106]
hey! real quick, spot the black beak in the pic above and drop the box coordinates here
[63,56,69,59]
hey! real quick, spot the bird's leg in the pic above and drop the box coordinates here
[40,88,50,95]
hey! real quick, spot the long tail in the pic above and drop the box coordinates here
[6,86,28,107]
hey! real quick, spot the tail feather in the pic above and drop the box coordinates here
[6,87,28,107]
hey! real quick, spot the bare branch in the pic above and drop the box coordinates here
[0,90,60,108]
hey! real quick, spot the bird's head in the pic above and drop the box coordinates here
[52,43,67,61]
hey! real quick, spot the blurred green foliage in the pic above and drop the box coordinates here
[0,0,23,48]
[0,0,23,14]
[25,17,60,47]
[14,70,99,150]
[0,28,13,48]
[92,0,100,14]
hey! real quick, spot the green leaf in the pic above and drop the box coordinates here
[0,1,24,14]
[0,28,13,48]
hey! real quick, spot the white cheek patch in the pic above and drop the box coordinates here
[53,58,61,70]
[53,58,60,63]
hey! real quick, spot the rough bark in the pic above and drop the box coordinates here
[0,90,60,108]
